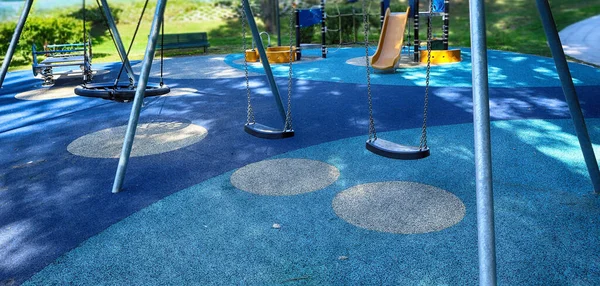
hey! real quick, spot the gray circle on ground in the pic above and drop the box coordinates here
[333,181,465,234]
[15,85,78,100]
[231,158,340,196]
[67,121,208,158]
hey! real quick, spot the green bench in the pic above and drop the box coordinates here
[157,32,210,53]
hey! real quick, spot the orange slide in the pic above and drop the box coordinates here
[371,7,410,71]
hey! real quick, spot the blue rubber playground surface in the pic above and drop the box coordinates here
[1,47,600,285]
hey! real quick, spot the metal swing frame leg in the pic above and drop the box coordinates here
[111,0,167,194]
[0,0,34,88]
[536,0,600,193]
[98,0,137,85]
[470,0,497,285]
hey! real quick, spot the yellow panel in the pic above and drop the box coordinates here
[245,47,297,63]
[245,50,259,62]
[419,49,462,64]
[264,46,297,64]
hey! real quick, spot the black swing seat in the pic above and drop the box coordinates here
[245,123,294,139]
[366,138,430,160]
[75,82,170,102]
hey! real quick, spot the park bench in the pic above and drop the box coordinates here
[32,41,92,86]
[157,32,210,53]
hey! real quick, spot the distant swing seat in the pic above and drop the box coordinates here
[366,138,430,160]
[32,41,92,86]
[244,123,294,139]
[74,82,170,102]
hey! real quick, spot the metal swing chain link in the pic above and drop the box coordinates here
[419,0,433,150]
[284,4,294,131]
[363,0,376,140]
[241,2,255,125]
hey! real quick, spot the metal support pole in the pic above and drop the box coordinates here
[242,0,287,121]
[535,0,600,193]
[413,0,420,62]
[0,0,34,88]
[469,0,497,285]
[112,0,167,194]
[99,0,136,86]
[276,0,281,46]
[338,9,342,44]
[380,0,385,28]
[320,0,326,58]
[295,9,301,60]
[443,0,449,50]
[352,7,357,44]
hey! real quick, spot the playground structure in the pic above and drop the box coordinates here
[244,31,298,64]
[409,0,460,63]
[31,41,93,86]
[371,0,461,71]
[245,0,389,64]
[245,0,327,63]
[295,0,327,60]
[1,1,600,286]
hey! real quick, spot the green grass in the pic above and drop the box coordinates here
[4,0,600,71]
[448,0,600,57]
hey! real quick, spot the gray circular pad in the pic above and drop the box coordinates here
[231,158,340,196]
[67,121,207,158]
[15,85,78,100]
[333,181,465,234]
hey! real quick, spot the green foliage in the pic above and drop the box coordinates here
[3,0,600,71]
[319,3,386,45]
[0,16,85,63]
[67,7,122,26]
[0,21,16,54]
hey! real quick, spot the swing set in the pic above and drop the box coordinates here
[240,0,432,160]
[241,0,295,139]
[365,0,434,159]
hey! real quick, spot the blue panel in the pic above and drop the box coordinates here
[382,0,390,11]
[298,9,322,28]
[409,0,416,17]
[432,0,445,12]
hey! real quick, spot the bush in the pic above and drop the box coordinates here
[316,4,382,45]
[0,16,86,64]
[68,7,122,26]
[323,3,408,45]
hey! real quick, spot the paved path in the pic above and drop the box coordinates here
[560,15,600,66]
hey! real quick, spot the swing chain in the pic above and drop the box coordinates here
[420,0,433,150]
[241,3,255,125]
[363,0,376,140]
[284,4,294,131]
